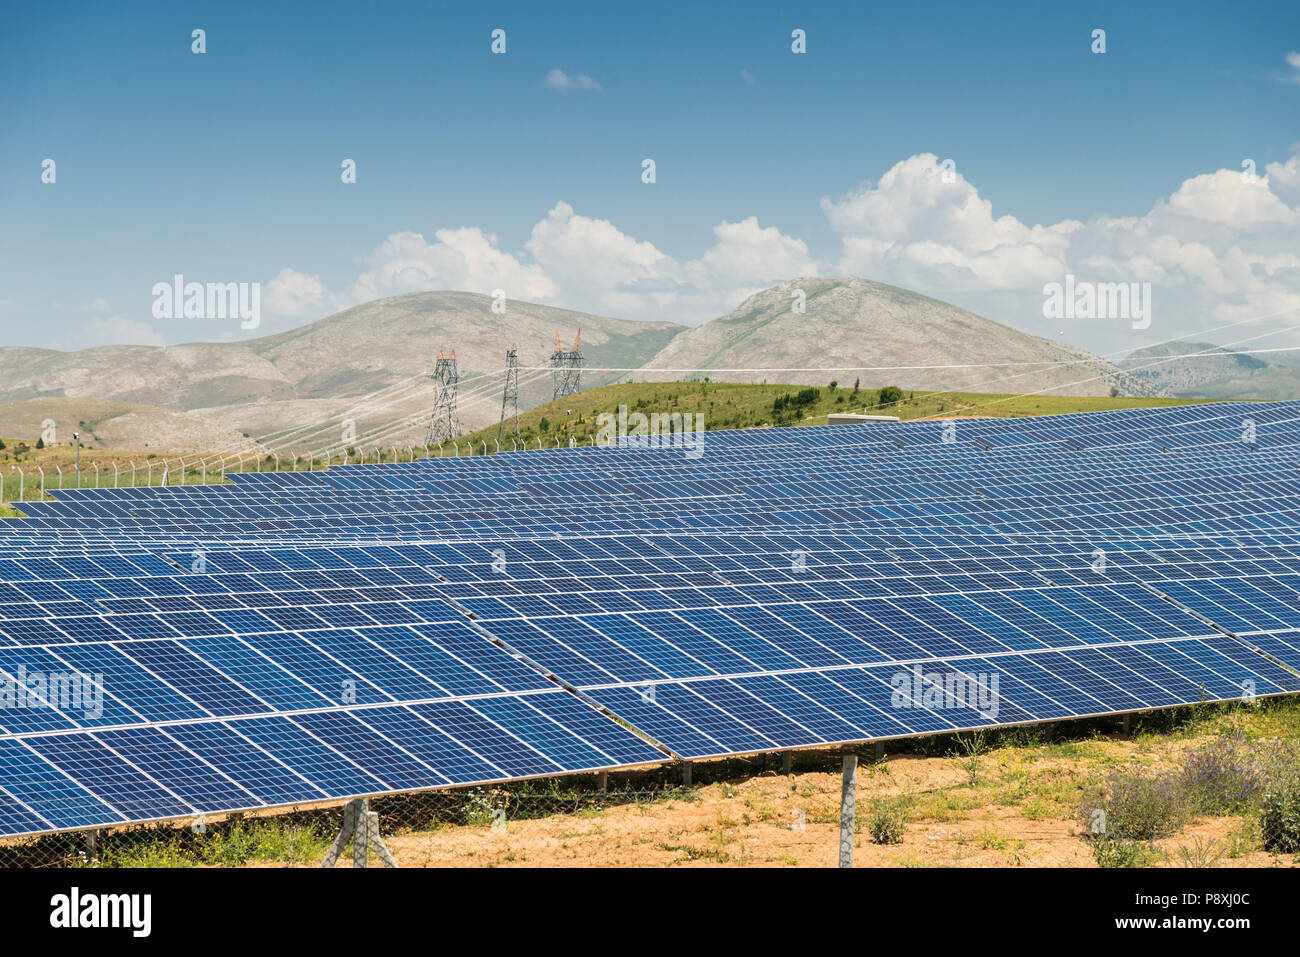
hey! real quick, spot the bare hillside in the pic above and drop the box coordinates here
[637,278,1157,397]
[0,282,1164,452]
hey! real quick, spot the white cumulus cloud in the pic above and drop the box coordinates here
[349,228,556,304]
[822,153,1077,294]
[257,147,1300,353]
[264,268,330,318]
[820,151,1300,352]
[685,216,821,306]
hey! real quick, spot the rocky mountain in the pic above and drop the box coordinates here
[1118,341,1270,394]
[0,281,1165,453]
[0,293,683,451]
[636,278,1155,396]
[1118,341,1300,399]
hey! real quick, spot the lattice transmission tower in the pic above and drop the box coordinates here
[551,329,583,401]
[498,347,521,448]
[425,348,460,445]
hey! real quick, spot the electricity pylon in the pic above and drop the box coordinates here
[498,347,521,448]
[425,348,460,445]
[551,329,583,401]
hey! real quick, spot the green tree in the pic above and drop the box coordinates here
[878,385,904,407]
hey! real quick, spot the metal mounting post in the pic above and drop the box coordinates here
[783,751,792,774]
[839,753,857,868]
[681,761,692,787]
[320,798,398,868]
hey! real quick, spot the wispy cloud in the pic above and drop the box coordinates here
[544,69,602,92]
[1286,51,1300,84]
[74,314,166,349]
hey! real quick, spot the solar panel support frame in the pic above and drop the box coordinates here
[320,798,398,869]
[839,753,856,869]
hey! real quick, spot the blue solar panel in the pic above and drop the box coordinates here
[0,400,1298,837]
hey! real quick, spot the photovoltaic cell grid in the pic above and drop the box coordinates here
[0,400,1298,835]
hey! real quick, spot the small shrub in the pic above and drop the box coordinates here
[1168,836,1226,868]
[1224,818,1262,858]
[1178,733,1264,814]
[878,385,904,407]
[465,789,506,828]
[866,797,909,844]
[1092,838,1158,868]
[954,731,988,786]
[1260,770,1300,853]
[1078,764,1186,841]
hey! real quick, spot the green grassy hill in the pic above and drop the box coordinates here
[0,383,1229,517]
[454,381,1223,451]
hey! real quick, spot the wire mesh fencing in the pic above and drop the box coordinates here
[2,718,1299,868]
[0,776,701,869]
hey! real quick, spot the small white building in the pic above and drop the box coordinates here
[827,413,901,426]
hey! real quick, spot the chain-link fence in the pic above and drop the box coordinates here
[3,711,1298,868]
[0,765,705,868]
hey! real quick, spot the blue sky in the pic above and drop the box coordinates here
[2,0,1298,357]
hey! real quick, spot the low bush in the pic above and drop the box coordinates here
[1178,733,1264,814]
[1077,763,1186,841]
[1260,770,1300,854]
[866,797,910,845]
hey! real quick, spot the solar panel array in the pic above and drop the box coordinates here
[1,399,1298,837]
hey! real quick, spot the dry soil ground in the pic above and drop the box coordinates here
[317,721,1299,868]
